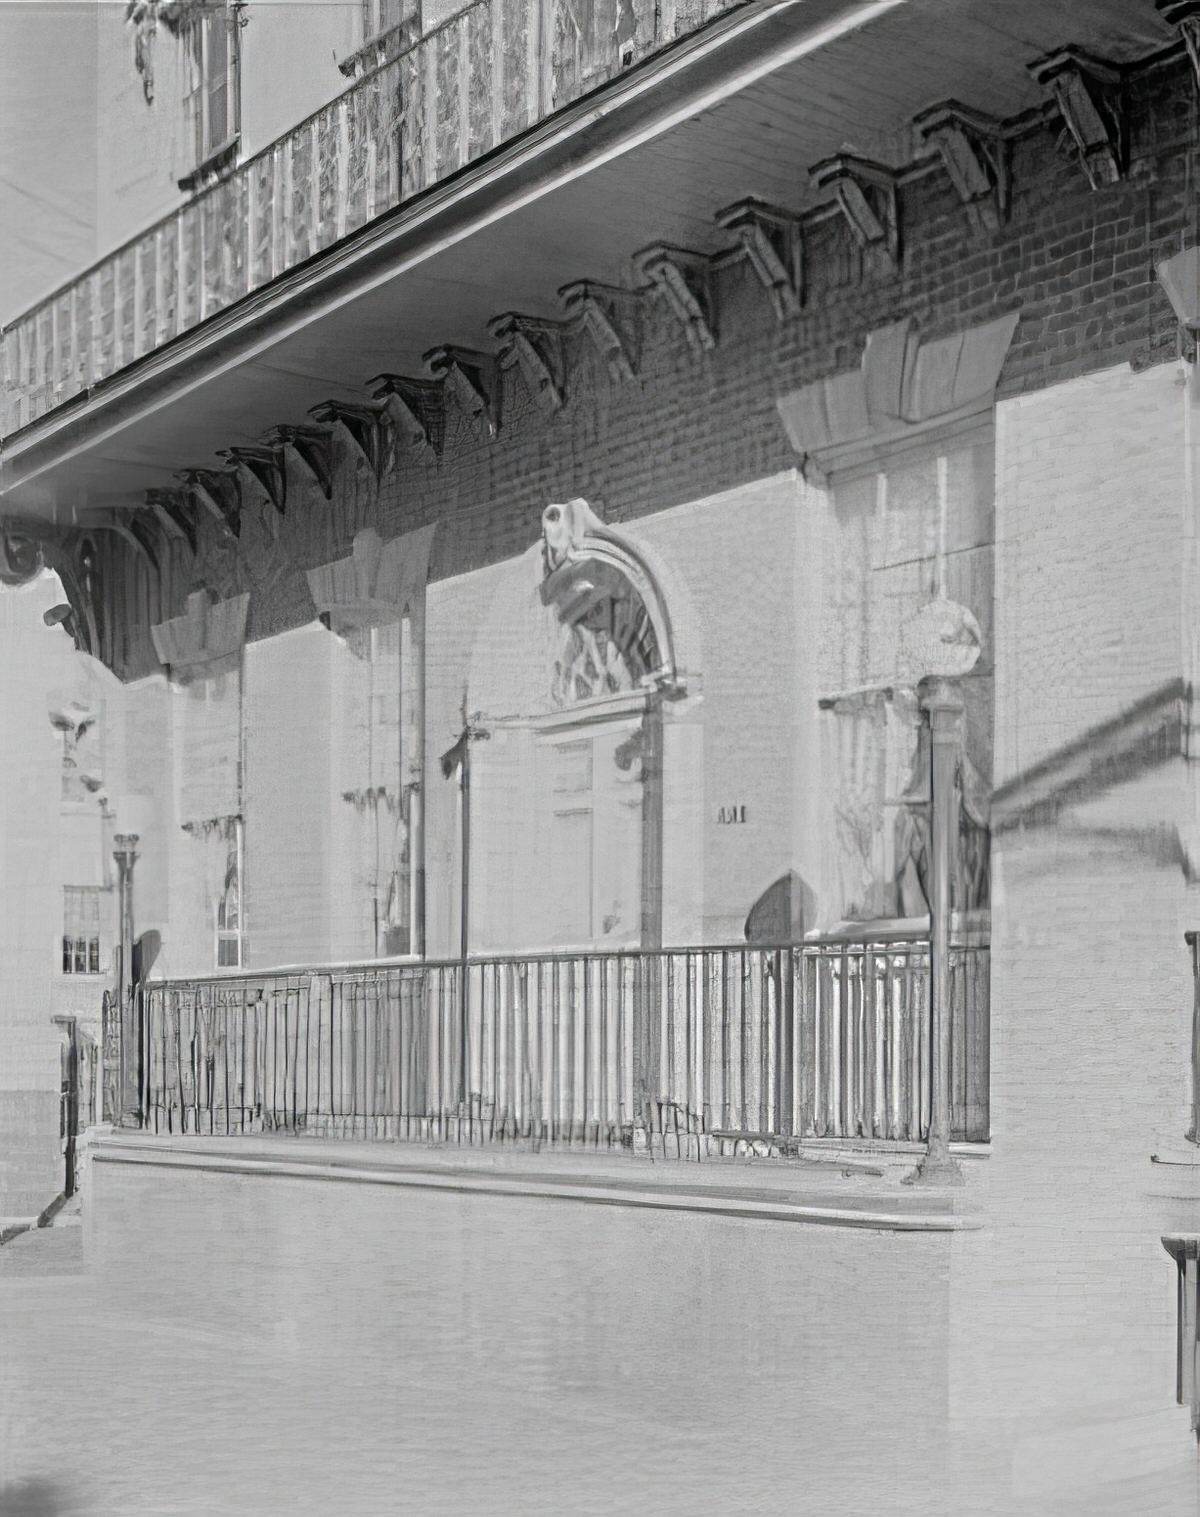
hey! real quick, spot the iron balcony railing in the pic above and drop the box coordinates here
[0,0,741,437]
[138,933,990,1154]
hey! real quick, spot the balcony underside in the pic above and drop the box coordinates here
[0,0,1164,522]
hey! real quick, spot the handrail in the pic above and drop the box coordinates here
[144,929,964,990]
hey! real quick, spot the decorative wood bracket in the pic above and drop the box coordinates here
[308,398,388,482]
[262,424,335,501]
[369,374,444,458]
[635,245,715,354]
[144,488,197,555]
[489,313,565,416]
[218,445,288,517]
[559,281,638,382]
[715,199,805,319]
[423,346,497,438]
[1159,1,1200,93]
[178,468,241,539]
[100,517,159,572]
[809,155,900,267]
[913,101,1009,234]
[128,513,163,571]
[1028,48,1125,190]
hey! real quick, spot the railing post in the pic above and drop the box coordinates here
[113,833,142,1127]
[1189,932,1200,1143]
[907,679,965,1187]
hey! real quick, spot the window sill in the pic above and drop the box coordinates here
[177,137,240,195]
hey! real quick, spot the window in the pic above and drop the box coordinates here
[62,887,102,976]
[215,818,244,969]
[362,0,409,40]
[183,4,241,171]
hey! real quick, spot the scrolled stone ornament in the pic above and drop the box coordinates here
[0,526,44,588]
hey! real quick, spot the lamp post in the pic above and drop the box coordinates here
[112,832,140,1125]
[910,678,965,1185]
[899,511,982,1188]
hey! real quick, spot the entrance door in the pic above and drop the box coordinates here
[542,721,642,951]
[465,709,645,955]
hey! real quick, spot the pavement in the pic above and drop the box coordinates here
[0,1224,83,1279]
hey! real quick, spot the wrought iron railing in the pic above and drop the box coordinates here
[138,934,990,1153]
[0,0,741,436]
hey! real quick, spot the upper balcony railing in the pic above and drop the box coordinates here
[0,0,740,439]
[137,932,991,1157]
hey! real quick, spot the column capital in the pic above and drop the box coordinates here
[919,676,967,723]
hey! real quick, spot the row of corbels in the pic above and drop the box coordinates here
[109,15,1200,568]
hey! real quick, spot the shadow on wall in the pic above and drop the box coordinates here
[0,1480,65,1516]
[991,679,1186,842]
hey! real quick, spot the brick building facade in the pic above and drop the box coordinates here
[5,0,1200,1508]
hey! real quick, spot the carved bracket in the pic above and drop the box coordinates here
[369,374,444,459]
[262,425,335,501]
[810,154,900,268]
[1028,47,1125,190]
[423,346,497,438]
[37,537,97,658]
[309,398,388,482]
[635,244,716,354]
[144,488,198,555]
[913,101,1009,234]
[178,468,241,540]
[218,445,287,518]
[559,280,639,382]
[1159,1,1200,94]
[99,517,159,572]
[716,198,805,320]
[489,313,565,416]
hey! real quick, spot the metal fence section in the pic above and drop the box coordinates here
[140,935,990,1151]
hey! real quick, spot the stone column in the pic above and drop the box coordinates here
[909,680,964,1186]
[112,833,140,1126]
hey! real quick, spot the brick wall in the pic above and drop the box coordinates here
[93,54,1200,687]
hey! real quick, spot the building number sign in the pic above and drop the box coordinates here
[716,805,747,824]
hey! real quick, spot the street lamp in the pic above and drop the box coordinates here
[112,832,140,1124]
[108,794,155,1126]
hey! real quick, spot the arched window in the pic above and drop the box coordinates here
[539,499,675,708]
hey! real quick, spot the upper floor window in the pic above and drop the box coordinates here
[62,887,103,977]
[362,0,410,41]
[183,4,242,172]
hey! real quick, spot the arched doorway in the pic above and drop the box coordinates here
[462,500,678,956]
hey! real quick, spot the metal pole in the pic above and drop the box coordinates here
[113,832,141,1126]
[412,601,427,959]
[458,734,470,1109]
[1189,931,1200,1144]
[908,679,964,1186]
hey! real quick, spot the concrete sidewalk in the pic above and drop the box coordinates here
[0,1224,83,1277]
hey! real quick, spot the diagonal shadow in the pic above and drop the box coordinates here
[991,679,1186,836]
